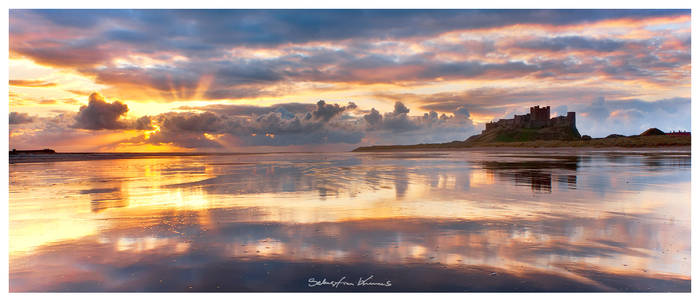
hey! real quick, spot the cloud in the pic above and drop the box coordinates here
[136,109,361,149]
[9,10,690,102]
[133,116,154,131]
[8,10,691,150]
[572,97,691,137]
[71,93,130,130]
[70,92,154,131]
[142,113,225,149]
[177,103,317,117]
[363,108,383,129]
[392,102,410,115]
[108,100,477,150]
[8,112,111,151]
[454,107,471,118]
[21,9,686,46]
[311,100,356,122]
[14,94,688,151]
[381,86,629,116]
[9,112,34,124]
[9,79,57,87]
[514,36,626,52]
[376,91,690,139]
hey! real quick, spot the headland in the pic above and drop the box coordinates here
[353,105,690,152]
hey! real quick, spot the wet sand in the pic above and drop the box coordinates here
[9,150,691,292]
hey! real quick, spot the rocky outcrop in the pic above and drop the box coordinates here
[466,125,581,143]
[640,128,665,136]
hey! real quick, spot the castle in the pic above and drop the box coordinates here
[483,105,576,133]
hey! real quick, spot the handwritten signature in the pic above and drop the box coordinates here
[308,275,392,288]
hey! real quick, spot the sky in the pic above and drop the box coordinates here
[8,9,691,152]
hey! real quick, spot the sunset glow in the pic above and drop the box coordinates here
[9,9,691,152]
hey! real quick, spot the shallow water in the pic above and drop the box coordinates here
[8,150,691,292]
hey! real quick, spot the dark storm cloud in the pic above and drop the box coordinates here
[72,93,130,130]
[9,112,34,124]
[71,92,152,131]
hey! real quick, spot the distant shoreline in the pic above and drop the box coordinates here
[353,135,691,152]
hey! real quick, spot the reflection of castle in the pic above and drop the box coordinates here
[484,106,576,133]
[481,156,580,193]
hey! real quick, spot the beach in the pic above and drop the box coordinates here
[8,149,691,291]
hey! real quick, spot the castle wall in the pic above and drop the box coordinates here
[483,107,576,134]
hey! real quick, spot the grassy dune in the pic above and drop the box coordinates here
[352,135,690,152]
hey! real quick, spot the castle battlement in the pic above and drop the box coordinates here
[484,105,576,134]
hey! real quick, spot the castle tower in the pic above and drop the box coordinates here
[529,105,550,121]
[566,112,576,128]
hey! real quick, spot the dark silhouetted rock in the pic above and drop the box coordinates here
[640,128,665,136]
[581,135,592,140]
[606,134,626,138]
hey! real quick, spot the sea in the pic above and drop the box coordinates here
[8,149,691,292]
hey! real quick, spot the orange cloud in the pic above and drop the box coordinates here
[9,79,57,87]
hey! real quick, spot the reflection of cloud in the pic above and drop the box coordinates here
[9,150,691,292]
[9,212,690,292]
